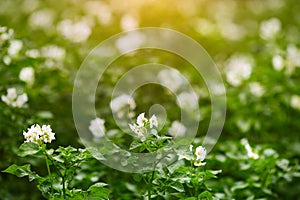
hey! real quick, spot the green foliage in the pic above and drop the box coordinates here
[1,0,300,199]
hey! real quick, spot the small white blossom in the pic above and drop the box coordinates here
[149,114,158,128]
[177,92,199,110]
[6,88,17,100]
[13,93,28,108]
[121,14,139,31]
[137,113,148,126]
[195,146,206,161]
[8,40,23,56]
[110,94,136,118]
[286,44,300,75]
[26,49,40,58]
[128,112,160,141]
[0,26,13,42]
[225,54,253,86]
[57,19,92,43]
[115,32,145,53]
[194,146,207,166]
[19,67,35,86]
[291,95,300,111]
[158,69,184,92]
[272,55,284,71]
[260,18,281,40]
[169,121,186,137]
[41,45,66,61]
[189,145,193,152]
[129,123,145,139]
[84,1,112,25]
[23,124,55,145]
[241,138,259,159]
[89,118,106,137]
[41,125,55,143]
[249,82,265,97]
[1,88,28,108]
[28,9,55,29]
[3,56,11,65]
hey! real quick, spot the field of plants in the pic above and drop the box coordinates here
[1,0,300,199]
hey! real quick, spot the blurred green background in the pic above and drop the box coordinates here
[1,0,300,199]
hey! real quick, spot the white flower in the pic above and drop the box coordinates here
[286,44,300,75]
[26,49,40,58]
[225,54,253,86]
[1,88,28,108]
[195,146,206,161]
[7,88,17,100]
[249,82,265,97]
[158,69,184,92]
[194,146,207,166]
[89,118,106,137]
[13,93,28,108]
[23,124,55,145]
[23,124,42,143]
[291,95,300,111]
[19,67,35,86]
[41,45,66,61]
[57,19,92,43]
[28,9,55,30]
[272,55,284,71]
[169,121,186,137]
[137,113,148,126]
[41,125,55,143]
[0,26,13,42]
[115,32,145,53]
[149,114,158,128]
[84,1,112,25]
[110,94,136,118]
[260,18,281,40]
[8,40,23,56]
[121,14,139,31]
[129,123,145,138]
[177,92,199,110]
[3,56,11,65]
[241,138,259,160]
[189,145,193,152]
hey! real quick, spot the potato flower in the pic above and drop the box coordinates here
[23,124,55,145]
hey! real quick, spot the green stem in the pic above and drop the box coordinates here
[62,174,66,199]
[148,170,155,200]
[44,152,53,197]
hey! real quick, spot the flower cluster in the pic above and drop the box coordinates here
[1,88,28,108]
[19,67,35,86]
[89,118,106,138]
[224,54,253,87]
[191,145,207,166]
[128,113,158,141]
[110,94,136,118]
[178,145,207,166]
[23,124,55,145]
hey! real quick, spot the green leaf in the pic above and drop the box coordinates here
[230,181,249,192]
[2,164,39,181]
[17,142,41,157]
[205,170,222,179]
[276,159,289,171]
[87,182,111,199]
[129,140,142,150]
[198,191,213,200]
[169,182,185,192]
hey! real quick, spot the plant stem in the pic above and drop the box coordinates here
[148,170,155,200]
[44,152,53,197]
[62,171,66,199]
